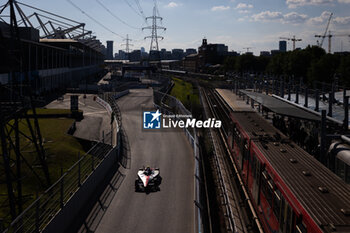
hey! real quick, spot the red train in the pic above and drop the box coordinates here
[227,111,350,233]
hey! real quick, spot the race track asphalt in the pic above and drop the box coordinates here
[93,89,195,233]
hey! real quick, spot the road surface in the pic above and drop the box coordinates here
[82,89,195,233]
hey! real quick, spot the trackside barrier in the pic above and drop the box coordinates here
[4,98,121,233]
[95,96,118,146]
[3,142,119,233]
[153,90,204,233]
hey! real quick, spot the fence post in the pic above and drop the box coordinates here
[328,92,333,117]
[315,89,319,112]
[322,82,326,101]
[320,110,327,164]
[344,96,349,130]
[280,77,285,97]
[295,86,299,104]
[78,152,81,187]
[343,88,347,105]
[288,83,291,100]
[304,88,308,108]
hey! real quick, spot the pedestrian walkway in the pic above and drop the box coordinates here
[46,94,115,144]
[216,88,254,111]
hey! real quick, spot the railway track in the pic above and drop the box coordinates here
[200,87,263,233]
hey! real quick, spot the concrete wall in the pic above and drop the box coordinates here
[43,146,119,233]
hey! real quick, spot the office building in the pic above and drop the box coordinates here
[279,40,287,52]
[106,40,114,60]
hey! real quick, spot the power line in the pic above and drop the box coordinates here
[124,0,143,19]
[134,0,146,20]
[95,0,141,30]
[66,0,124,39]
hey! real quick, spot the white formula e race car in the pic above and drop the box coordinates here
[135,166,162,192]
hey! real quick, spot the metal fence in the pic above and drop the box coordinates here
[153,90,204,233]
[3,92,123,233]
[3,142,114,233]
[153,90,192,115]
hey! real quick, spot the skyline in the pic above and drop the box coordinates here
[3,0,350,55]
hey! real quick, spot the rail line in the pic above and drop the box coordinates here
[201,88,264,233]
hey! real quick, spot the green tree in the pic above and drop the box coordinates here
[235,54,257,72]
[307,54,340,84]
[266,53,287,75]
[223,56,236,71]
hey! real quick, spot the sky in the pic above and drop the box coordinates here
[3,0,350,55]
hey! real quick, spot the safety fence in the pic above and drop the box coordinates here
[3,142,114,233]
[153,90,204,233]
[4,96,122,233]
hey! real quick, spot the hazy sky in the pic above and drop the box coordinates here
[4,0,350,55]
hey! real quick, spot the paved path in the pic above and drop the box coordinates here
[216,88,254,111]
[46,94,113,143]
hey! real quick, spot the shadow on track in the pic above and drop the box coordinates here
[73,126,131,233]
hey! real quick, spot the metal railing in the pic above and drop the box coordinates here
[153,90,204,233]
[3,92,123,233]
[4,142,114,233]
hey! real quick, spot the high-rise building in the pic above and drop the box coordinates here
[279,40,287,52]
[198,38,229,66]
[260,51,271,56]
[172,49,184,60]
[185,48,197,56]
[129,50,141,62]
[106,40,114,59]
[160,48,167,60]
[118,50,126,60]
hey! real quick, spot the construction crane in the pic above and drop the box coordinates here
[316,31,350,53]
[243,47,253,53]
[315,12,333,53]
[279,36,302,50]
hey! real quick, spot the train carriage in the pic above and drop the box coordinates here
[228,111,350,233]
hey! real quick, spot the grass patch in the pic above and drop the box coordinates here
[169,77,200,111]
[0,117,88,227]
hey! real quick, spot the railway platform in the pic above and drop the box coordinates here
[215,89,254,112]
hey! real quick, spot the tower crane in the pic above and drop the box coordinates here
[316,31,350,53]
[279,35,302,50]
[315,12,333,53]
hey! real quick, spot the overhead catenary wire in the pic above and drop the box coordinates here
[66,0,125,39]
[95,0,141,30]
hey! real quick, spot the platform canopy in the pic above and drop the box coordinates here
[240,90,322,122]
